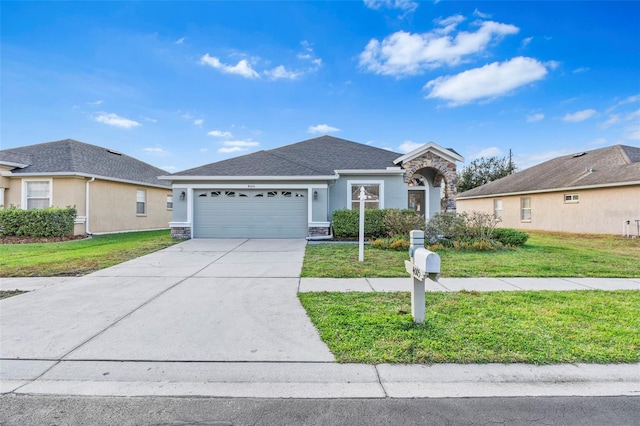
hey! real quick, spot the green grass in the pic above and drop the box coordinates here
[299,291,640,364]
[302,231,640,278]
[0,230,180,277]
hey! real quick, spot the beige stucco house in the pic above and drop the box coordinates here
[0,139,173,235]
[457,145,640,236]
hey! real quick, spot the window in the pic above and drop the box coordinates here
[493,199,502,219]
[564,194,579,203]
[136,190,146,215]
[166,195,173,210]
[349,182,381,210]
[520,197,531,221]
[25,180,52,209]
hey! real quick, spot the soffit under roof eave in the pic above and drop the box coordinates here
[160,174,339,181]
[334,169,405,175]
[457,180,640,200]
[393,142,464,165]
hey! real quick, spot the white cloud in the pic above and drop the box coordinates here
[218,140,260,153]
[398,140,423,153]
[562,109,597,123]
[208,130,233,138]
[624,124,640,140]
[307,124,340,134]
[473,9,491,19]
[141,116,157,123]
[521,36,533,47]
[526,113,544,122]
[572,67,589,73]
[264,65,303,80]
[219,146,244,153]
[424,57,548,106]
[193,119,203,126]
[360,19,519,76]
[143,147,170,157]
[515,148,576,170]
[87,100,103,106]
[94,112,140,129]
[199,54,260,79]
[608,94,640,113]
[363,0,418,14]
[175,37,186,45]
[470,146,502,160]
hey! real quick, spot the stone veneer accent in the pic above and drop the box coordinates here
[401,151,458,212]
[308,226,330,237]
[171,226,191,239]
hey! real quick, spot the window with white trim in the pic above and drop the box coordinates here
[25,180,52,209]
[349,183,381,210]
[521,197,531,221]
[166,195,173,210]
[493,199,502,219]
[564,194,579,203]
[136,190,146,215]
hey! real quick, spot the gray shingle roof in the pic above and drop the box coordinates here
[0,139,170,187]
[458,145,640,198]
[173,135,402,176]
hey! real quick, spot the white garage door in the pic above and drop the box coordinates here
[193,189,308,238]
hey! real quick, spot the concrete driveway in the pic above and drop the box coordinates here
[1,239,334,363]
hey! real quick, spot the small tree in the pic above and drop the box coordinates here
[457,155,516,193]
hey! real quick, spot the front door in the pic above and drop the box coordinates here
[408,190,425,215]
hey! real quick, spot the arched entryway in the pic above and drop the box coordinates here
[395,145,461,217]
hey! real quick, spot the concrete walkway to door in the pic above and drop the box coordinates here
[1,239,334,365]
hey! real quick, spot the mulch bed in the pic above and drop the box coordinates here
[0,235,89,244]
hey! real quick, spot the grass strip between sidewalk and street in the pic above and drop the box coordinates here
[301,231,640,278]
[298,290,640,364]
[0,230,179,277]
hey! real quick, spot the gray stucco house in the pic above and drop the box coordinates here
[162,136,463,239]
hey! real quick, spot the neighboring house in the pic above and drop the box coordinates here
[162,135,463,239]
[0,139,173,235]
[457,145,640,236]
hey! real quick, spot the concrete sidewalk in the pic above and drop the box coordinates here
[5,276,640,293]
[1,239,639,399]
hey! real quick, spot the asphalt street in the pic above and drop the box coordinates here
[1,395,639,426]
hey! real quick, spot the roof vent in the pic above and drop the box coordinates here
[107,149,123,156]
[572,152,586,158]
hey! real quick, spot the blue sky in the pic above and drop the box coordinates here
[2,1,639,173]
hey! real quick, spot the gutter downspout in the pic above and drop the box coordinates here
[85,177,95,235]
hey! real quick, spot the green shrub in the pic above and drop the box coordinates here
[424,212,468,243]
[383,209,424,237]
[464,211,501,241]
[0,206,77,237]
[493,228,529,247]
[332,209,386,239]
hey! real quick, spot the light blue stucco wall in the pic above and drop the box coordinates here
[172,187,188,222]
[311,187,328,222]
[328,174,408,220]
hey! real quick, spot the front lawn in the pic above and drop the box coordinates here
[0,230,180,277]
[301,231,640,278]
[299,290,640,364]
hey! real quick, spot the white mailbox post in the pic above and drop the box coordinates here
[405,230,441,324]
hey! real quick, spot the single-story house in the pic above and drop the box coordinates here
[456,144,640,236]
[161,135,464,239]
[0,139,173,235]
